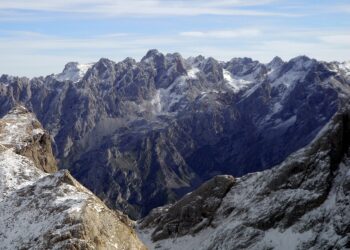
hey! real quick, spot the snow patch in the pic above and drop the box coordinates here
[187,68,200,79]
[223,69,251,93]
[0,148,44,199]
[55,62,93,83]
[338,61,350,75]
[0,107,44,149]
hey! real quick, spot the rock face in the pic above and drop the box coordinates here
[139,175,235,241]
[0,107,146,250]
[1,51,350,218]
[138,106,350,249]
[0,105,57,173]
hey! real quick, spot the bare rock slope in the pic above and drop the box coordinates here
[0,106,146,250]
[1,52,350,218]
[139,105,350,250]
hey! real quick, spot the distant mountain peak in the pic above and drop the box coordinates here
[141,49,163,63]
[55,61,94,83]
[1,50,350,222]
[267,56,284,68]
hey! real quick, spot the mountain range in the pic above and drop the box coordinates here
[1,50,350,221]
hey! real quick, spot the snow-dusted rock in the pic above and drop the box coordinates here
[1,51,350,219]
[139,175,235,241]
[0,107,146,250]
[55,62,93,83]
[138,106,350,249]
[0,105,57,173]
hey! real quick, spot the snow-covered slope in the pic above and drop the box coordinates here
[0,106,146,250]
[138,106,350,249]
[0,105,57,173]
[55,62,93,82]
[0,106,44,148]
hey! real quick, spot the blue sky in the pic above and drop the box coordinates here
[0,0,349,77]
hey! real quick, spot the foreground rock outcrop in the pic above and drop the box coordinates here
[0,106,146,250]
[0,105,57,173]
[138,106,350,249]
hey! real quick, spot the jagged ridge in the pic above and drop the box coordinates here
[0,50,350,218]
[138,105,350,249]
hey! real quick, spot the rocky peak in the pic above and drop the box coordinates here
[92,58,115,75]
[0,74,15,84]
[141,50,188,89]
[82,58,117,86]
[55,61,93,83]
[231,57,254,64]
[122,57,137,66]
[224,57,266,82]
[267,56,284,69]
[199,57,224,82]
[288,55,315,70]
[186,55,205,67]
[141,49,163,62]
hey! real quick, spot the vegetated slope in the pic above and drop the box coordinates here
[0,51,349,218]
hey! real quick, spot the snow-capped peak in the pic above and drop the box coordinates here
[55,62,93,83]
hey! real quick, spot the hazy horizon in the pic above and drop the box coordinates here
[1,0,349,77]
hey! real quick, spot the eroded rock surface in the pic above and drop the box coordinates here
[1,52,350,218]
[138,106,350,250]
[0,106,146,250]
[0,105,57,173]
[139,175,235,241]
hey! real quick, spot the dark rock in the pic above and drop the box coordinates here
[0,52,349,219]
[140,175,235,241]
[139,105,350,250]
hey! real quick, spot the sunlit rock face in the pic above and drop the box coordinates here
[1,51,350,218]
[0,106,146,250]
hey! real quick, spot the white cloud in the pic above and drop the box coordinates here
[1,27,350,77]
[328,4,350,14]
[180,29,261,38]
[0,31,182,77]
[0,0,294,18]
[319,35,350,45]
[0,31,179,50]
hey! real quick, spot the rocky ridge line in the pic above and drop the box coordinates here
[138,105,350,249]
[1,51,350,218]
